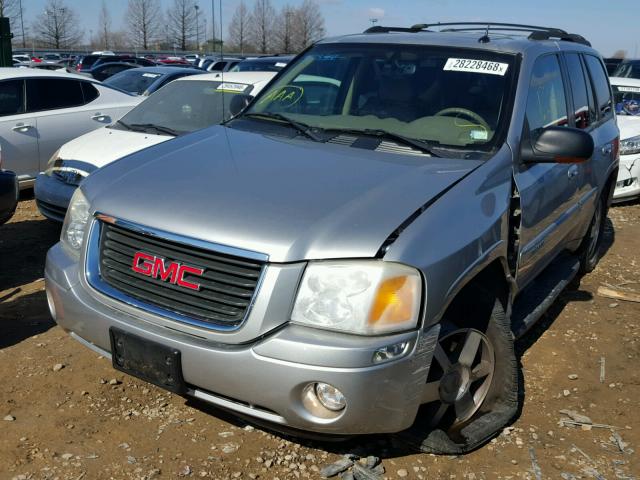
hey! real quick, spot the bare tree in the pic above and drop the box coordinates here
[97,0,112,49]
[273,4,295,53]
[125,0,162,50]
[166,0,197,51]
[293,0,325,51]
[228,1,251,54]
[248,0,274,54]
[32,0,83,49]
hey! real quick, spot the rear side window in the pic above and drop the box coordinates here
[26,79,85,112]
[81,82,100,103]
[0,80,24,116]
[565,53,594,129]
[526,55,568,135]
[584,55,613,120]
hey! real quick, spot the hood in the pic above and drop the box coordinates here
[616,115,640,141]
[85,126,481,263]
[59,127,172,171]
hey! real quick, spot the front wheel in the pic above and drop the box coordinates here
[401,296,519,454]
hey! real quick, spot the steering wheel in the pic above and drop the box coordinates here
[435,107,491,131]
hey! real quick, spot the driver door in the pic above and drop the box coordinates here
[514,54,579,288]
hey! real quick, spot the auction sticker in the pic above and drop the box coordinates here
[444,58,509,76]
[617,86,640,93]
[216,83,248,93]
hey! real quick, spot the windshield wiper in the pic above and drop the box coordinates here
[115,119,132,131]
[326,128,439,156]
[129,123,180,137]
[242,112,322,142]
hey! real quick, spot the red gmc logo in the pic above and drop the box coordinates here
[131,252,204,291]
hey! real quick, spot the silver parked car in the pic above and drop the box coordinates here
[46,23,618,454]
[0,68,141,188]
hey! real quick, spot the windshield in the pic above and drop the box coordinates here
[243,44,515,149]
[116,80,254,134]
[613,84,640,116]
[105,70,163,95]
[613,61,640,79]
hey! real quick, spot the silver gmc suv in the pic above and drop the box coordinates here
[45,23,619,454]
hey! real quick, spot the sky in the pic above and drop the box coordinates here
[22,0,639,57]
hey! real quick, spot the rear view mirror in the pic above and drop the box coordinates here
[229,94,254,118]
[521,126,594,163]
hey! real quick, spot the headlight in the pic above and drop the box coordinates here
[60,189,90,258]
[44,149,62,176]
[291,261,422,335]
[620,135,640,156]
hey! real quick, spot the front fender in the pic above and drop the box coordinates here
[383,146,514,328]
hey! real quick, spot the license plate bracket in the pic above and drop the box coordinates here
[109,328,186,394]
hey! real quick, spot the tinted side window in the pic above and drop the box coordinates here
[584,55,613,120]
[0,80,24,116]
[26,79,85,112]
[526,55,568,134]
[565,53,594,129]
[81,82,100,103]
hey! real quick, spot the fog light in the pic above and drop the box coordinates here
[314,383,346,411]
[372,341,409,363]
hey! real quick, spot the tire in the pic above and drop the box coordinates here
[577,192,607,275]
[399,295,519,454]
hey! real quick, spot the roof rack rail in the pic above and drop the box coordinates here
[363,22,591,47]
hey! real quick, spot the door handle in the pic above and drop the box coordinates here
[92,113,107,121]
[567,165,579,179]
[12,123,33,132]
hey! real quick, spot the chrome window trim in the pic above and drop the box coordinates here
[85,214,269,332]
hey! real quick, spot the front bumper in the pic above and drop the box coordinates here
[45,242,438,435]
[34,173,77,222]
[613,154,640,202]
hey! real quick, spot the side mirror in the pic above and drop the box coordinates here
[521,126,594,163]
[228,94,253,118]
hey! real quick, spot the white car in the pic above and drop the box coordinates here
[611,77,640,202]
[0,68,142,188]
[35,71,276,221]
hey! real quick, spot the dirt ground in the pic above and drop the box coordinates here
[1,193,638,480]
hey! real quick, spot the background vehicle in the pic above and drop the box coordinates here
[35,71,276,221]
[611,76,640,201]
[205,58,243,72]
[604,57,623,76]
[185,54,200,64]
[86,62,140,82]
[230,55,294,72]
[76,55,155,73]
[612,59,640,79]
[0,68,141,188]
[41,53,62,64]
[12,54,31,63]
[45,23,618,455]
[103,66,203,96]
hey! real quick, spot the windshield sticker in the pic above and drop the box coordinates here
[257,85,304,108]
[275,62,287,68]
[444,58,509,76]
[617,86,640,93]
[142,73,161,78]
[216,82,248,93]
[470,130,489,141]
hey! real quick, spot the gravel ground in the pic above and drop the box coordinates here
[0,194,638,480]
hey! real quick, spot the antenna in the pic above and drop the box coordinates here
[478,24,490,43]
[219,0,225,122]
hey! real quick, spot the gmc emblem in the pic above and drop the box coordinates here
[131,252,204,291]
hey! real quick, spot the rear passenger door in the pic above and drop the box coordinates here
[515,54,578,287]
[578,54,618,229]
[26,78,108,170]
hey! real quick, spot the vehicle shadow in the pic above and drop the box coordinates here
[0,218,60,292]
[0,289,56,349]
